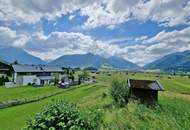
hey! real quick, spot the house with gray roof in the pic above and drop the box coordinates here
[12,65,64,85]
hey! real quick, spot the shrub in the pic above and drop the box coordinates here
[25,100,103,130]
[0,77,3,85]
[102,92,107,98]
[5,76,9,82]
[110,78,130,107]
[0,76,9,85]
[53,78,59,84]
[69,73,75,82]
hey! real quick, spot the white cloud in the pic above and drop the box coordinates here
[81,0,190,28]
[1,26,190,66]
[133,0,190,27]
[25,31,121,60]
[0,0,94,24]
[25,27,190,66]
[0,26,29,47]
[121,27,190,65]
[69,15,76,20]
[0,0,189,28]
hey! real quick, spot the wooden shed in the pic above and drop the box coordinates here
[128,79,164,103]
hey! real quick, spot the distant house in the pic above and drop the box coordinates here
[128,79,164,103]
[12,65,64,85]
[0,60,11,77]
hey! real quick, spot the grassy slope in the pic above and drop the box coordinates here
[0,86,62,102]
[0,72,190,130]
[0,84,106,130]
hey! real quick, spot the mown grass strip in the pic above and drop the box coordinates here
[0,83,94,109]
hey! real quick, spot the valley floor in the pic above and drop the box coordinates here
[0,72,190,130]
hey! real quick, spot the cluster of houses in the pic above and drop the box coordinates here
[0,60,164,103]
[0,61,95,87]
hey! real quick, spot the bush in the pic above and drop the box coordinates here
[25,100,103,130]
[69,73,75,82]
[5,76,9,82]
[0,76,9,85]
[110,78,130,107]
[102,92,107,98]
[0,77,3,85]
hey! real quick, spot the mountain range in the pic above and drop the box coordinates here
[0,47,45,65]
[0,47,140,70]
[48,53,140,70]
[144,50,190,72]
[1,47,190,72]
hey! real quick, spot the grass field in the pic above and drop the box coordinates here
[0,72,190,130]
[0,85,62,103]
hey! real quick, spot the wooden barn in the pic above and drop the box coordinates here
[128,79,164,103]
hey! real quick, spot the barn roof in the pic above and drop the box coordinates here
[128,79,164,91]
[12,65,63,73]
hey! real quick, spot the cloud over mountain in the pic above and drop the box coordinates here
[0,0,189,66]
[0,26,190,66]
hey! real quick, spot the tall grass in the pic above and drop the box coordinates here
[104,95,190,130]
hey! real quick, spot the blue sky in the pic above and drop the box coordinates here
[0,0,190,66]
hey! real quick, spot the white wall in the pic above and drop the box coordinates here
[22,75,40,85]
[16,75,23,85]
[13,72,17,83]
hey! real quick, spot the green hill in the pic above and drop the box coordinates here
[144,50,190,72]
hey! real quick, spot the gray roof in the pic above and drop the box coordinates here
[12,65,63,73]
[128,79,164,91]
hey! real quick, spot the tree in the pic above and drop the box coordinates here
[0,77,3,86]
[6,69,12,77]
[66,68,70,74]
[110,78,130,107]
[83,71,89,79]
[69,73,75,82]
[4,76,9,82]
[72,69,75,74]
[13,60,19,65]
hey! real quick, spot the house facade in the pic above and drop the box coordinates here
[12,65,64,85]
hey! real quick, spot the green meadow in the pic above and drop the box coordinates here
[0,85,62,103]
[0,72,190,130]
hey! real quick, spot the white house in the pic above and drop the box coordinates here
[12,65,64,85]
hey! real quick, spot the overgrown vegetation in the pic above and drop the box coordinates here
[0,76,9,85]
[25,100,103,130]
[0,72,190,130]
[78,71,89,84]
[110,78,130,106]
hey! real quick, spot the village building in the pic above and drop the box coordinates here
[128,79,164,103]
[12,65,64,85]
